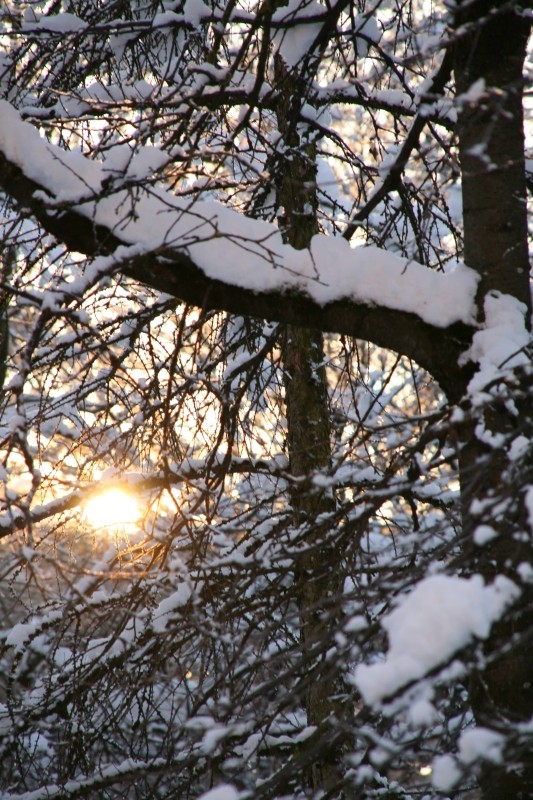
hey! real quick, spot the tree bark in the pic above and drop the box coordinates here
[454,0,531,315]
[453,3,533,797]
[274,53,348,795]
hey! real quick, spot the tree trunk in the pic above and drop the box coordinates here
[454,0,531,315]
[274,54,348,796]
[453,3,533,797]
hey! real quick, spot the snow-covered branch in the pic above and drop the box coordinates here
[0,102,476,393]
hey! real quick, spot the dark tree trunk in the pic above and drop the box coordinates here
[454,0,531,315]
[453,3,533,797]
[274,53,349,796]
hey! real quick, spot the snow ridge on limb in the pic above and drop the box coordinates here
[0,102,477,395]
[354,573,520,707]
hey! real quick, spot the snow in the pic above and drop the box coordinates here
[0,105,101,203]
[509,434,530,462]
[152,585,193,632]
[201,725,230,754]
[352,13,380,56]
[517,561,533,583]
[431,754,461,792]
[459,727,504,765]
[4,610,63,651]
[344,615,367,633]
[473,524,497,546]
[102,144,170,182]
[3,757,168,800]
[182,0,207,27]
[273,0,323,67]
[5,620,41,648]
[405,686,437,727]
[461,292,531,397]
[198,786,239,800]
[0,100,479,328]
[23,12,87,33]
[458,78,487,107]
[354,574,520,705]
[430,726,504,792]
[152,0,207,29]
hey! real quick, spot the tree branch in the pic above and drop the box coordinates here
[343,48,454,238]
[0,133,473,399]
[0,456,289,538]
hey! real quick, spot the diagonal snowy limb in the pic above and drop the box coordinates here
[0,101,477,394]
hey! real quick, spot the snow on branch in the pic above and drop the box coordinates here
[0,756,169,800]
[0,101,478,330]
[353,573,520,708]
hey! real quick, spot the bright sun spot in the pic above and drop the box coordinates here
[83,488,140,531]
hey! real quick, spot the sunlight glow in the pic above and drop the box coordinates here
[83,488,140,531]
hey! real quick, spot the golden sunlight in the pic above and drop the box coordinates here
[83,488,140,531]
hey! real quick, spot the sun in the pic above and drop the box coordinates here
[83,488,140,531]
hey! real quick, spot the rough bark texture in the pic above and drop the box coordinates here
[454,0,531,316]
[274,53,348,795]
[453,3,533,797]
[459,396,533,800]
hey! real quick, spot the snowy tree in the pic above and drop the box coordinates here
[0,1,531,799]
